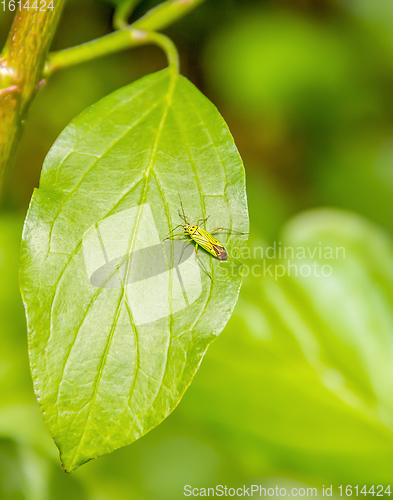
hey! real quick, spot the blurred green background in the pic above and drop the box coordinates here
[1,0,393,498]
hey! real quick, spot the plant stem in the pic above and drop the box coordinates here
[113,0,143,30]
[147,31,180,71]
[0,0,205,197]
[0,1,66,196]
[47,29,179,75]
[133,0,205,31]
[47,0,205,75]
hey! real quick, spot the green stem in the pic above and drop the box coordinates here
[147,31,180,72]
[0,0,66,198]
[46,0,205,75]
[46,29,179,74]
[0,0,205,198]
[133,0,205,31]
[113,0,143,30]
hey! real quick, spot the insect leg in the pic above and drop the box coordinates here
[163,232,188,241]
[194,243,213,281]
[211,227,248,235]
[163,225,186,240]
[178,238,193,264]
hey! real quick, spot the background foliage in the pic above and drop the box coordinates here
[1,0,393,498]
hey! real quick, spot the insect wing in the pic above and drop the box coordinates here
[192,227,227,260]
[212,244,228,261]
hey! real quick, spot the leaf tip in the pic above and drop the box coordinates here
[59,451,83,474]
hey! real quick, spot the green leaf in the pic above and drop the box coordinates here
[0,216,89,499]
[20,68,248,472]
[278,209,393,422]
[186,208,393,485]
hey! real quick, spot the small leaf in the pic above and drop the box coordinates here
[20,68,249,472]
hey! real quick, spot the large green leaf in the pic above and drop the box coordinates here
[278,209,393,423]
[185,208,393,486]
[20,68,248,472]
[0,216,89,499]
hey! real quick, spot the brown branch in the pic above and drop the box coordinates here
[0,1,66,197]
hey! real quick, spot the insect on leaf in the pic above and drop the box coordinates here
[20,67,249,472]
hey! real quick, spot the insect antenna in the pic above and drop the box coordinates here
[178,194,189,224]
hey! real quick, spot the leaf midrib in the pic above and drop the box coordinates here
[67,70,179,469]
